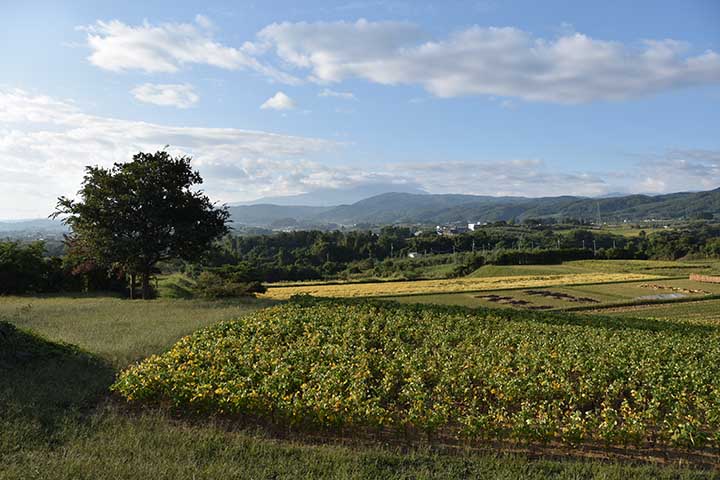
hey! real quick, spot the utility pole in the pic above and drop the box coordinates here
[472,239,476,253]
[593,240,597,256]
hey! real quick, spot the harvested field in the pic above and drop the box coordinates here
[261,273,663,300]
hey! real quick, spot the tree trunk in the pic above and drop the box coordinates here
[129,273,136,300]
[141,269,151,300]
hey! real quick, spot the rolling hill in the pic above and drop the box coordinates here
[228,188,720,226]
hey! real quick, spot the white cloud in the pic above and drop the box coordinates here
[0,88,335,219]
[319,88,357,100]
[131,83,200,108]
[260,91,295,110]
[1,88,718,219]
[79,17,299,84]
[194,14,213,30]
[79,16,720,103]
[257,20,720,103]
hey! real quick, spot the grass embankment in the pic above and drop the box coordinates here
[2,295,717,478]
[115,298,720,456]
[0,295,274,368]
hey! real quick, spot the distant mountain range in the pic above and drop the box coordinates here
[228,188,720,226]
[3,188,718,235]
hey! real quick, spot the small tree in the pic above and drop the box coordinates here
[54,151,229,299]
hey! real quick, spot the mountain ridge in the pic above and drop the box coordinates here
[227,188,720,226]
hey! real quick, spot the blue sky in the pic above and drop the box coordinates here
[1,0,719,218]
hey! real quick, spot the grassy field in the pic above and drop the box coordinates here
[588,298,720,324]
[0,295,274,368]
[469,259,719,278]
[2,294,718,478]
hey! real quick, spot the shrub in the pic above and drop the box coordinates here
[0,241,67,294]
[193,271,266,299]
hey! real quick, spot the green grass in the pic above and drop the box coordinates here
[156,273,196,299]
[6,406,714,480]
[468,260,720,279]
[2,294,718,478]
[592,298,720,324]
[0,295,274,368]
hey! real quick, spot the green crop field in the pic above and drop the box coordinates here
[114,298,720,460]
[591,299,720,324]
[3,293,718,478]
[468,259,720,278]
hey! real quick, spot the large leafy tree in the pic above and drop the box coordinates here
[54,151,229,299]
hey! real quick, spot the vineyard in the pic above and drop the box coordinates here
[260,272,662,300]
[114,298,720,451]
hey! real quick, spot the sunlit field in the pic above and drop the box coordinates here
[5,294,716,478]
[261,272,663,300]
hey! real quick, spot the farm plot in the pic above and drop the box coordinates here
[387,278,720,311]
[114,298,720,452]
[261,273,663,300]
[590,298,720,325]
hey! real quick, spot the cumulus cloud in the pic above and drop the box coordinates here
[319,88,357,100]
[260,91,295,110]
[131,83,199,108]
[256,20,720,102]
[0,88,335,218]
[79,16,720,103]
[79,17,299,84]
[1,88,718,219]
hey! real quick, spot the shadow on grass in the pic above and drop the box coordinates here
[0,322,115,451]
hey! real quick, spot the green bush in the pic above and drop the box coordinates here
[193,271,266,299]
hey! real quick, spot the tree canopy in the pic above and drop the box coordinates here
[54,151,229,298]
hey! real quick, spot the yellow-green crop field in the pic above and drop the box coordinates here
[114,297,720,452]
[261,272,663,300]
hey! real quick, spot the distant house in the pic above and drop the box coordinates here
[468,222,487,231]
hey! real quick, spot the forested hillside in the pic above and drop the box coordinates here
[227,188,720,226]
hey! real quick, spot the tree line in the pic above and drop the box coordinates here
[2,150,719,294]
